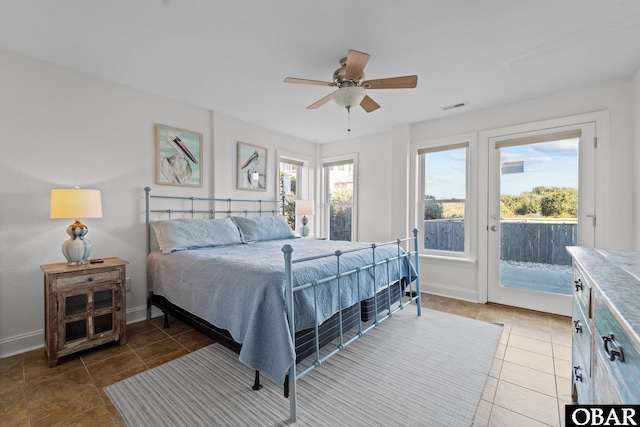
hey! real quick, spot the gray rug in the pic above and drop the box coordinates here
[105,308,502,426]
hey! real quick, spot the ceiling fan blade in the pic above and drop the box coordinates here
[363,75,418,89]
[284,77,334,86]
[360,95,380,113]
[307,93,333,109]
[345,49,370,80]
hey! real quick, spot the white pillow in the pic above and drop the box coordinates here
[231,216,295,242]
[151,218,243,254]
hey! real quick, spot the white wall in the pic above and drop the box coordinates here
[405,79,635,302]
[0,50,314,357]
[321,131,394,242]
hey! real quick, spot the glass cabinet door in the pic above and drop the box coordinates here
[59,284,119,348]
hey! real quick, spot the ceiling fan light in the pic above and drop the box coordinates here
[331,86,366,108]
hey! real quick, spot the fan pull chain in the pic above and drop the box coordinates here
[347,106,351,132]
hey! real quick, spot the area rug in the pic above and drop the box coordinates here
[105,308,502,426]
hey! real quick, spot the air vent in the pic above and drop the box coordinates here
[441,101,468,111]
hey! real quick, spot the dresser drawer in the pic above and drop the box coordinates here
[592,344,623,404]
[572,300,591,375]
[572,332,592,403]
[56,270,121,288]
[572,266,591,316]
[592,290,640,403]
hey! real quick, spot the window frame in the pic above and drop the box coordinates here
[322,153,358,241]
[278,151,311,231]
[412,134,476,260]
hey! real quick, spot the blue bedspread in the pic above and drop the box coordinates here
[147,238,416,384]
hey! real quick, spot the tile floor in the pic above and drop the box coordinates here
[0,295,573,426]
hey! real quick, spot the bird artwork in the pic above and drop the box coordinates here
[160,131,199,184]
[240,150,266,190]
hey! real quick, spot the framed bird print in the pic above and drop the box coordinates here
[155,124,203,187]
[237,141,267,191]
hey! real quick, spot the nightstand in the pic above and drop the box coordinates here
[41,257,128,367]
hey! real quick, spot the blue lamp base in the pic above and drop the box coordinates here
[62,220,93,265]
[300,215,311,238]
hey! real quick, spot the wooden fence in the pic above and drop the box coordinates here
[423,219,577,265]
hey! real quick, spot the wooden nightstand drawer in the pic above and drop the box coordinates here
[56,270,121,288]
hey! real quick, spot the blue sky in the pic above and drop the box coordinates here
[424,139,579,198]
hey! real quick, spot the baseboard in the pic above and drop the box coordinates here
[421,283,479,303]
[0,330,44,359]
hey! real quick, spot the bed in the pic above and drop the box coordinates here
[144,187,421,421]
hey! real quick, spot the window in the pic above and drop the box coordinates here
[419,143,468,253]
[279,158,303,229]
[324,157,356,241]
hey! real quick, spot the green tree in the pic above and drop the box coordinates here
[500,186,577,219]
[540,187,577,217]
[423,195,443,220]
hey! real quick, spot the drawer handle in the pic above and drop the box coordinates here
[602,334,625,362]
[573,366,582,382]
[87,277,94,282]
[573,320,582,334]
[574,279,583,291]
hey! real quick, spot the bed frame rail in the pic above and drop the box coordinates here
[282,231,421,422]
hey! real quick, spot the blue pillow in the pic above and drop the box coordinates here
[231,216,295,242]
[151,217,243,254]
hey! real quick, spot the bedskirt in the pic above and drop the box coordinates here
[150,279,405,366]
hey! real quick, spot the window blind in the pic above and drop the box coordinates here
[495,129,581,149]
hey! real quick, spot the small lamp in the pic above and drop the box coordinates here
[50,187,103,265]
[296,200,314,238]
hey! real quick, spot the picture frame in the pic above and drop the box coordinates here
[237,141,267,191]
[155,124,203,187]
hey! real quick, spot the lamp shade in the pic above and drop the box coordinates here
[50,187,103,265]
[296,200,314,216]
[50,188,103,219]
[331,86,366,109]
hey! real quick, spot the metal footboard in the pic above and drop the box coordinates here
[282,229,421,422]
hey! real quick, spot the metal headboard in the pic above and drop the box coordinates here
[144,186,285,254]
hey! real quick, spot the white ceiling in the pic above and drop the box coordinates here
[2,0,640,143]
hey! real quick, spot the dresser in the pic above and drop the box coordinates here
[41,257,128,367]
[567,247,640,404]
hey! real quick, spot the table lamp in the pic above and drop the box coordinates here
[296,200,314,238]
[50,187,103,265]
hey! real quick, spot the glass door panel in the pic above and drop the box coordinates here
[94,313,114,334]
[65,319,87,342]
[94,289,113,310]
[498,140,577,295]
[65,294,87,317]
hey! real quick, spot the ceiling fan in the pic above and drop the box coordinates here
[284,49,418,131]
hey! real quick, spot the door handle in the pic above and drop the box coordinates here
[490,226,498,232]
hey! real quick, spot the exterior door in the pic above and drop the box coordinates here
[487,122,595,316]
